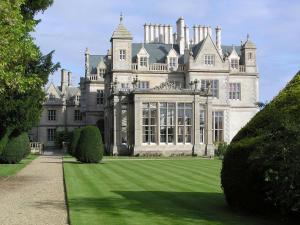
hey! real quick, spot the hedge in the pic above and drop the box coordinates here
[221,71,300,217]
[69,128,81,156]
[0,132,30,164]
[75,126,103,163]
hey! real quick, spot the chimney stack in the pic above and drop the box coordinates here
[85,47,90,77]
[144,24,149,43]
[216,26,222,56]
[68,72,72,86]
[61,69,68,93]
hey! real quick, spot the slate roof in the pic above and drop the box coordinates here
[65,86,80,99]
[132,43,180,64]
[88,55,106,74]
[222,45,242,56]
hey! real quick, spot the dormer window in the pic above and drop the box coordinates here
[120,49,126,61]
[204,54,215,66]
[169,57,177,69]
[140,57,148,67]
[231,59,239,69]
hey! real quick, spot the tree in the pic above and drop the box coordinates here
[0,0,59,138]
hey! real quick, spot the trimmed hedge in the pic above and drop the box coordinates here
[69,128,81,156]
[75,126,103,163]
[0,132,30,164]
[221,71,300,216]
[0,130,10,155]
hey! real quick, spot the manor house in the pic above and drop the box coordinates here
[30,16,259,156]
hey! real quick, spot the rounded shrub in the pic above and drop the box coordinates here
[75,126,103,163]
[0,129,11,155]
[0,132,30,164]
[221,71,300,217]
[69,128,81,156]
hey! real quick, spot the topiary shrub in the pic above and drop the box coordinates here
[55,129,72,149]
[69,128,81,156]
[221,71,300,217]
[0,129,11,155]
[75,126,103,163]
[0,132,30,164]
[22,133,31,158]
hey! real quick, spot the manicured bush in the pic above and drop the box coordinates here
[0,129,11,155]
[0,132,30,164]
[55,129,72,149]
[75,126,103,163]
[22,133,31,158]
[221,71,300,217]
[69,128,81,156]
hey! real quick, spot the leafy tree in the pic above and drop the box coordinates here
[0,0,59,137]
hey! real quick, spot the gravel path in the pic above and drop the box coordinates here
[0,155,68,225]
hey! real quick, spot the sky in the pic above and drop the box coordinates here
[33,0,300,103]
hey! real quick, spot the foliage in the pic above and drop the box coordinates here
[75,126,103,163]
[215,142,228,158]
[0,128,12,155]
[0,0,59,135]
[55,129,72,149]
[0,132,30,164]
[69,128,81,156]
[221,71,300,217]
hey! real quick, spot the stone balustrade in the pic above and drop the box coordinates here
[30,142,43,154]
[239,65,246,72]
[131,63,185,72]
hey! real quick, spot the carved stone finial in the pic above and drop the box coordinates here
[120,12,123,23]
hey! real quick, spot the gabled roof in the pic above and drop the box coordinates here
[132,43,180,64]
[45,82,61,96]
[192,34,224,61]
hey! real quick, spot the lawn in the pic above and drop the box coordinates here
[0,154,37,178]
[63,157,284,225]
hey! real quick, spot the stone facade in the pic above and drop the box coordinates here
[32,16,259,156]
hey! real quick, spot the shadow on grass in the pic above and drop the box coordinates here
[68,191,285,225]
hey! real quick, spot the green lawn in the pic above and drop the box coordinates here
[0,154,37,178]
[63,157,283,225]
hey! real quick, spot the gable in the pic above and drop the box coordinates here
[137,46,149,57]
[46,83,61,98]
[189,35,229,71]
[228,47,240,59]
[167,48,178,58]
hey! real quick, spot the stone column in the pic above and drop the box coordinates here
[133,96,142,154]
[194,95,201,155]
[205,97,214,157]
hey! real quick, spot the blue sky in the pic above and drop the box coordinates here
[33,0,300,102]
